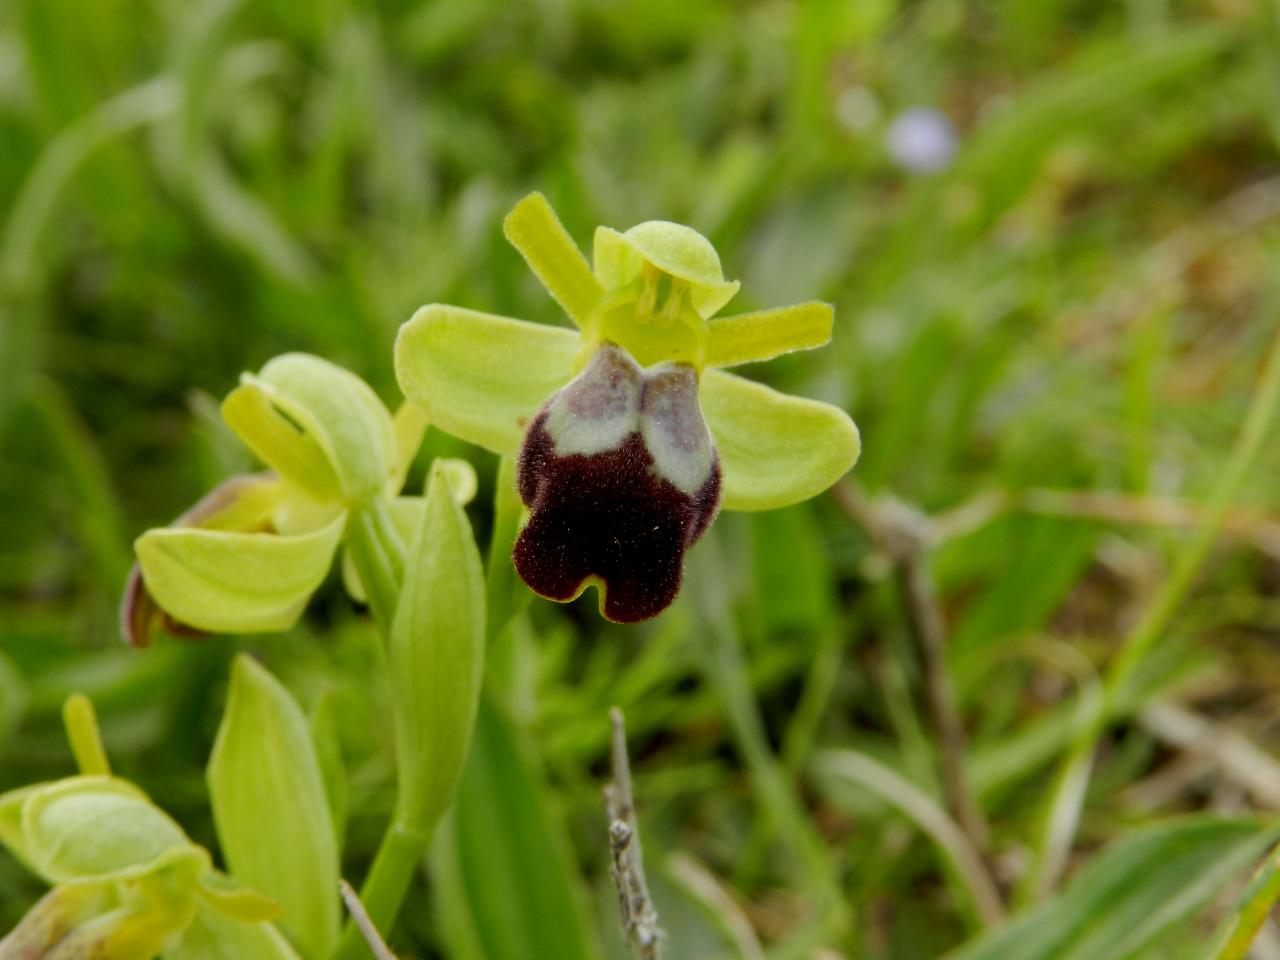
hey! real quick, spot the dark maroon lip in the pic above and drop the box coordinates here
[514,411,721,623]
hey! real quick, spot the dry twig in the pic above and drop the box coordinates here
[833,481,995,869]
[930,487,1280,560]
[340,879,399,960]
[605,707,663,960]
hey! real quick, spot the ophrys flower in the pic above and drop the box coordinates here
[0,696,293,960]
[122,353,474,645]
[395,193,860,622]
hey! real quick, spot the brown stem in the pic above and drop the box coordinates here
[605,707,663,960]
[833,482,996,863]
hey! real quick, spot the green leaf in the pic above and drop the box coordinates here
[945,817,1277,960]
[1206,835,1280,960]
[167,902,302,960]
[389,459,486,832]
[700,368,860,511]
[704,301,833,369]
[208,656,340,960]
[134,513,344,634]
[431,698,601,960]
[503,192,603,329]
[395,304,579,455]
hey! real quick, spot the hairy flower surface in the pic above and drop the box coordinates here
[396,193,860,622]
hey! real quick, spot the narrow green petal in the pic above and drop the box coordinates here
[255,354,397,503]
[503,192,603,328]
[208,656,339,960]
[135,515,344,634]
[395,304,579,454]
[704,301,833,368]
[701,370,860,511]
[221,383,341,502]
[390,401,430,493]
[62,695,110,777]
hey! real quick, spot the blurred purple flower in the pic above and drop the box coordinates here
[887,107,957,174]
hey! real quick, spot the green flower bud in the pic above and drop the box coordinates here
[208,655,340,960]
[0,696,287,960]
[389,460,486,832]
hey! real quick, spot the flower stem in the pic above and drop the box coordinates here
[345,498,407,633]
[337,498,414,960]
[333,821,432,960]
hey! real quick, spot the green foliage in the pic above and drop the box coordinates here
[432,698,600,960]
[3,0,1280,956]
[947,818,1278,960]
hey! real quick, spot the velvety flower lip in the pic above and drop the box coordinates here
[395,192,862,620]
[514,343,721,622]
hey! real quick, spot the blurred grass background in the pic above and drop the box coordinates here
[3,0,1280,957]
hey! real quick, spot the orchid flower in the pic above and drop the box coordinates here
[395,193,860,622]
[0,696,294,960]
[122,353,475,645]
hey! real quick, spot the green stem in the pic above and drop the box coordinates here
[335,497,412,959]
[484,456,532,706]
[345,498,407,633]
[333,821,433,960]
[1207,834,1280,960]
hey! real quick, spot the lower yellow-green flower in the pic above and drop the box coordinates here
[395,192,860,622]
[121,353,475,645]
[0,697,293,960]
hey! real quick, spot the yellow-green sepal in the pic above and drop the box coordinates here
[704,301,834,369]
[207,655,340,960]
[503,192,603,329]
[221,379,341,503]
[701,369,860,511]
[223,354,397,504]
[134,513,345,634]
[390,401,431,493]
[395,304,578,455]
